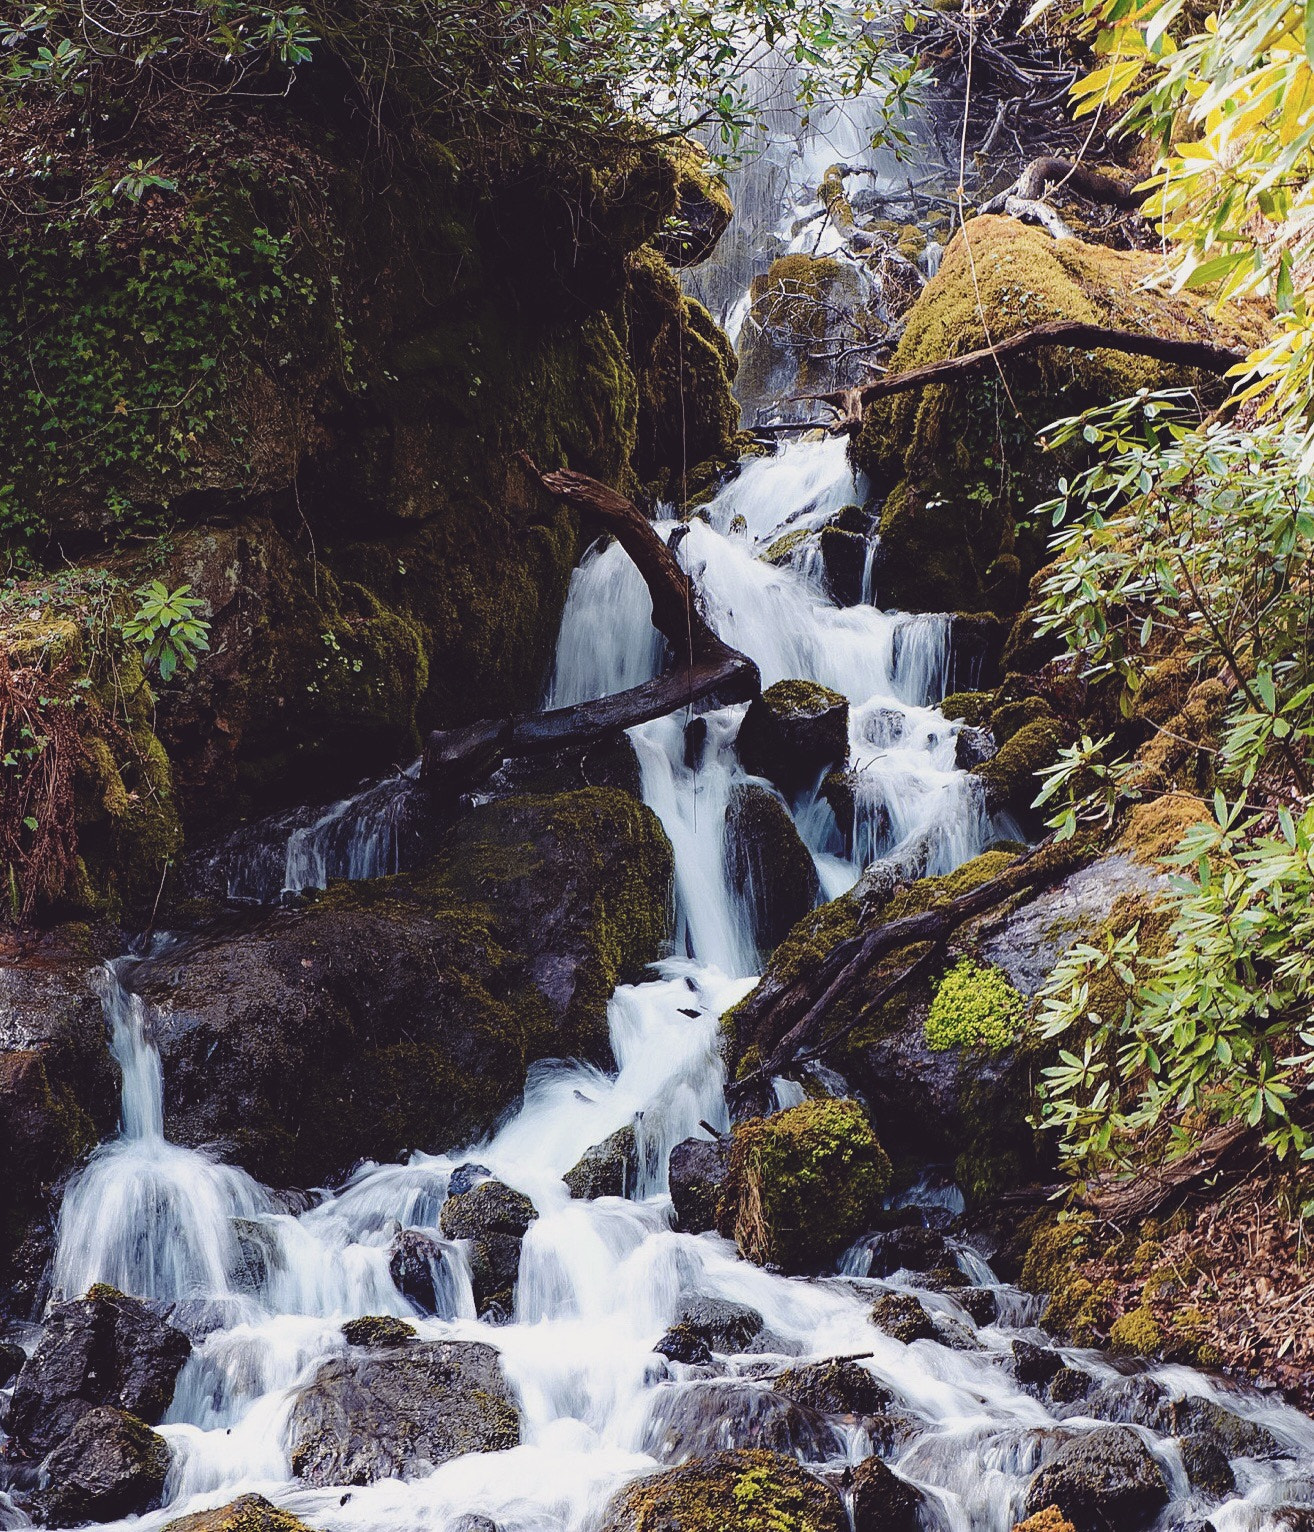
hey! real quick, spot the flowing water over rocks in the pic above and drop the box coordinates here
[3,440,1314,1532]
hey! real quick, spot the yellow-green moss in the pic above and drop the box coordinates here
[1020,1213,1115,1345]
[925,958,1025,1052]
[1013,1510,1078,1532]
[602,1449,845,1532]
[722,1097,891,1272]
[971,717,1065,817]
[164,1494,317,1532]
[1109,1305,1164,1356]
[939,690,996,727]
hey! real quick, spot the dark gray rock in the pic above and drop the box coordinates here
[736,681,849,798]
[287,1339,519,1486]
[341,1315,416,1348]
[669,1136,729,1234]
[1167,1395,1282,1461]
[724,783,821,952]
[774,1360,893,1418]
[1048,1366,1092,1405]
[450,1518,501,1532]
[448,1162,492,1197]
[859,1226,947,1277]
[0,1340,25,1387]
[564,1126,638,1200]
[957,1287,999,1326]
[673,1295,765,1355]
[1178,1430,1235,1498]
[5,1287,190,1456]
[34,1405,170,1525]
[441,1181,538,1319]
[819,526,868,606]
[1024,1425,1170,1532]
[954,724,996,769]
[870,1293,934,1344]
[1013,1338,1064,1386]
[849,1454,926,1532]
[655,1324,712,1366]
[642,1378,842,1464]
[388,1227,455,1318]
[1073,1374,1168,1430]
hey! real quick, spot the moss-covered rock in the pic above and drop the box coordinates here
[668,1135,730,1233]
[564,1125,638,1199]
[720,1098,891,1273]
[773,1360,893,1418]
[737,254,864,408]
[165,1494,319,1532]
[852,217,1267,614]
[870,1292,934,1344]
[737,680,849,798]
[651,141,734,269]
[441,1180,538,1317]
[342,1315,416,1349]
[597,1449,847,1532]
[971,715,1067,823]
[34,1405,171,1525]
[1012,1512,1077,1532]
[724,783,821,955]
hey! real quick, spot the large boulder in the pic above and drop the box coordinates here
[33,1405,170,1525]
[564,1125,639,1200]
[597,1448,847,1532]
[849,1455,926,1532]
[1023,1427,1169,1532]
[719,1099,891,1274]
[134,789,673,1185]
[0,928,119,1306]
[164,1494,319,1532]
[773,1360,893,1419]
[287,1339,519,1486]
[6,1286,190,1457]
[441,1180,538,1318]
[641,1379,841,1464]
[736,682,849,799]
[724,784,820,954]
[668,1135,729,1234]
[668,1295,767,1356]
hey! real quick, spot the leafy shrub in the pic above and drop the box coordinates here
[122,583,210,683]
[925,958,1024,1053]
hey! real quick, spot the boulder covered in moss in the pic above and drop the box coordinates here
[164,1494,319,1532]
[135,788,672,1186]
[441,1179,538,1318]
[597,1448,847,1532]
[668,1135,730,1233]
[971,715,1066,825]
[773,1360,893,1419]
[33,1404,171,1525]
[7,1287,190,1457]
[0,927,119,1307]
[869,1292,934,1345]
[724,783,821,953]
[651,141,734,269]
[341,1315,416,1349]
[737,681,849,798]
[1023,1427,1169,1532]
[564,1125,639,1199]
[720,1098,891,1274]
[853,216,1265,615]
[287,1339,519,1486]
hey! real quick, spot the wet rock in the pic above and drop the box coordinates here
[6,1286,190,1456]
[933,1315,982,1351]
[441,1181,538,1319]
[1047,1367,1092,1406]
[1167,1395,1282,1460]
[669,1136,729,1234]
[721,1099,891,1274]
[135,789,674,1187]
[597,1447,847,1532]
[341,1315,416,1348]
[724,784,821,953]
[1023,1426,1169,1532]
[911,1263,969,1293]
[955,724,996,769]
[1275,1509,1314,1532]
[672,1296,765,1355]
[958,1288,999,1326]
[655,1324,712,1366]
[819,526,868,606]
[642,1378,842,1464]
[736,680,849,798]
[1071,1374,1167,1430]
[870,1293,934,1344]
[1177,1430,1235,1498]
[287,1339,519,1486]
[164,1494,317,1532]
[34,1405,170,1525]
[858,1226,947,1277]
[564,1125,638,1200]
[388,1228,453,1317]
[448,1162,493,1197]
[449,1518,500,1532]
[1013,1338,1064,1386]
[849,1454,926,1532]
[0,1340,25,1387]
[774,1360,894,1418]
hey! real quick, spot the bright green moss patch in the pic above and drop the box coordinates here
[600,1449,846,1532]
[1109,1305,1164,1356]
[925,958,1025,1052]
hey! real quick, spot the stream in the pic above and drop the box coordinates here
[5,432,1313,1532]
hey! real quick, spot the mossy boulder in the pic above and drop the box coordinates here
[971,715,1067,825]
[33,1405,170,1525]
[597,1448,847,1532]
[440,1180,538,1318]
[652,141,734,268]
[165,1494,319,1532]
[1023,1427,1169,1532]
[564,1125,639,1199]
[719,1098,891,1273]
[852,217,1267,614]
[134,788,673,1186]
[737,681,849,798]
[341,1315,416,1349]
[287,1339,519,1486]
[773,1360,894,1418]
[1012,1513,1077,1532]
[724,783,821,955]
[869,1292,934,1344]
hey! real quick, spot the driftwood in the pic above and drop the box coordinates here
[803,319,1248,433]
[421,459,759,795]
[1082,1118,1260,1225]
[983,156,1148,213]
[730,840,1072,1098]
[1000,194,1075,241]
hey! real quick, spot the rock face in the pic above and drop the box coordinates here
[34,1405,171,1525]
[736,681,850,798]
[1023,1427,1170,1532]
[0,929,119,1304]
[668,1136,729,1234]
[564,1125,639,1199]
[720,1099,891,1274]
[441,1180,539,1318]
[134,789,673,1186]
[597,1447,847,1532]
[164,1494,318,1532]
[6,1287,190,1457]
[724,784,821,954]
[287,1339,520,1487]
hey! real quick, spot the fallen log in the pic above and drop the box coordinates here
[421,459,760,795]
[729,839,1074,1098]
[1082,1118,1260,1225]
[982,156,1148,213]
[802,318,1248,433]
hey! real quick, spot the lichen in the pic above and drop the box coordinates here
[1013,1511,1078,1532]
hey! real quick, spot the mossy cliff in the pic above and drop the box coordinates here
[852,216,1266,615]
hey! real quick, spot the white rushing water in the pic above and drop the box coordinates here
[10,438,1314,1532]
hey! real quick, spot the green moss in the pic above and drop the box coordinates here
[164,1494,317,1532]
[818,165,854,231]
[991,696,1055,744]
[602,1449,845,1532]
[925,958,1025,1052]
[761,527,813,566]
[1109,1305,1164,1356]
[342,1316,416,1347]
[897,224,927,261]
[751,893,860,1004]
[939,690,996,727]
[971,717,1065,817]
[722,1098,891,1273]
[738,254,861,403]
[1020,1213,1116,1345]
[760,678,845,718]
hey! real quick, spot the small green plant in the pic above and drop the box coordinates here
[925,959,1025,1053]
[121,582,210,682]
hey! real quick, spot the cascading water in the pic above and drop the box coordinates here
[12,431,1314,1532]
